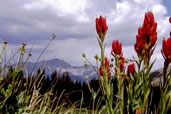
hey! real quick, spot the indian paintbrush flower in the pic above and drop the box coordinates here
[162,37,171,60]
[161,17,171,88]
[112,40,122,56]
[161,37,171,87]
[111,40,125,75]
[134,11,157,63]
[99,57,111,78]
[127,63,135,76]
[96,15,108,42]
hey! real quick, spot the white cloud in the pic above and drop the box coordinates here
[23,0,90,22]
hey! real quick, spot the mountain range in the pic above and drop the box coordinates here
[23,58,97,82]
[13,58,165,84]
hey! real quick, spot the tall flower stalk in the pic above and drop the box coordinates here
[132,11,158,113]
[157,17,171,114]
[111,40,126,114]
[96,15,114,114]
[161,17,171,88]
[161,37,171,88]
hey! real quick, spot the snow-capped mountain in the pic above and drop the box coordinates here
[24,58,97,82]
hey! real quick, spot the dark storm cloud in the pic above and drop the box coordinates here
[0,0,170,45]
[0,0,95,44]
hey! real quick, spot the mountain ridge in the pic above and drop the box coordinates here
[24,58,97,82]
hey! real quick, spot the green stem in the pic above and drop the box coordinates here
[30,34,56,75]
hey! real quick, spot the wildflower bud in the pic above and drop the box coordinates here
[85,75,88,80]
[29,53,32,57]
[3,41,8,45]
[94,54,99,60]
[84,61,88,67]
[82,53,86,58]
[2,41,8,48]
[22,43,26,46]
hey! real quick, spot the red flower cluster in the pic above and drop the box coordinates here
[161,17,171,87]
[112,40,125,74]
[134,11,157,58]
[162,37,171,60]
[162,17,171,60]
[99,57,111,78]
[127,63,135,76]
[96,15,108,42]
[112,40,122,55]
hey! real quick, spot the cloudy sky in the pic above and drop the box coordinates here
[0,0,171,70]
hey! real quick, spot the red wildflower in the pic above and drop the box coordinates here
[99,57,111,78]
[134,11,157,58]
[127,63,135,76]
[162,37,171,60]
[96,15,108,42]
[162,37,171,87]
[112,40,122,55]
